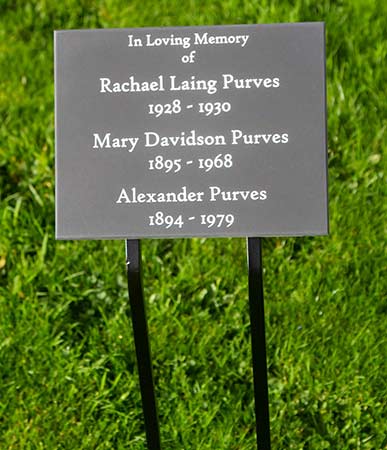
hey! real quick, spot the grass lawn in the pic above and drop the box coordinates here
[0,1,386,448]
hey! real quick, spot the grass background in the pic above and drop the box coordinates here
[0,1,386,448]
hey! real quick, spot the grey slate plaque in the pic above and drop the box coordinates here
[55,23,328,239]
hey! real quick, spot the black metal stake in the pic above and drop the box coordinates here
[126,239,161,450]
[247,237,271,449]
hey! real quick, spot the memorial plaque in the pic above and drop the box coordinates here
[55,23,328,239]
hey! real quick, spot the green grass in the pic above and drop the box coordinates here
[0,1,386,448]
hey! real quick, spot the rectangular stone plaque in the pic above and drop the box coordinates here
[55,23,328,239]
